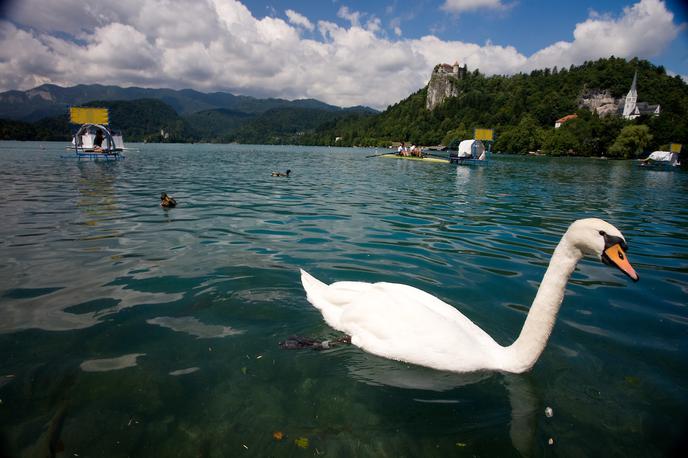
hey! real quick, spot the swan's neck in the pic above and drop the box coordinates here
[503,234,582,373]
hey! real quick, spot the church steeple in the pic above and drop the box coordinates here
[622,70,638,119]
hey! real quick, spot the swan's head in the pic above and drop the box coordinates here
[567,218,638,281]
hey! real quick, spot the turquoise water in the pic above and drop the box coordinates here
[0,141,686,456]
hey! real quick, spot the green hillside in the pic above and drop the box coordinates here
[84,99,195,142]
[303,57,688,157]
[228,106,375,144]
[0,83,372,121]
[0,99,374,144]
[184,108,254,142]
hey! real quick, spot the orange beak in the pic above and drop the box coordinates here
[603,243,639,281]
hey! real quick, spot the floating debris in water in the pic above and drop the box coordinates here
[273,431,284,441]
[169,367,200,376]
[80,353,145,372]
[294,437,309,449]
[548,438,555,445]
[624,375,640,385]
[456,442,467,447]
[545,406,553,417]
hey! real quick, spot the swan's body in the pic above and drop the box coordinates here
[300,218,638,374]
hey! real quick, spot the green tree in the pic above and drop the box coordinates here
[541,128,579,155]
[494,115,543,153]
[607,124,652,158]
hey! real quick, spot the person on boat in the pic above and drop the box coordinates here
[271,169,291,177]
[397,142,405,156]
[93,129,104,152]
[160,192,177,208]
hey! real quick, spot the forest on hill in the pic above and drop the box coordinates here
[300,57,688,158]
[0,99,374,144]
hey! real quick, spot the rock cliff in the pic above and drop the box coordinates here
[578,88,621,117]
[425,63,466,110]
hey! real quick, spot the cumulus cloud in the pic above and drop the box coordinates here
[285,9,314,32]
[440,0,507,14]
[526,0,680,71]
[337,6,361,27]
[0,0,683,109]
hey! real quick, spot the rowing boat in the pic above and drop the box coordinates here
[380,153,449,164]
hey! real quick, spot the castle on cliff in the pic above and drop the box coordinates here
[434,61,468,79]
[426,61,468,110]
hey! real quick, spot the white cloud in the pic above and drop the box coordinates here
[526,0,679,71]
[440,0,507,14]
[285,9,314,32]
[337,6,361,27]
[0,0,683,110]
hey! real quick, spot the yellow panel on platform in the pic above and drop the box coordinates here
[69,107,109,125]
[670,143,682,153]
[474,128,494,141]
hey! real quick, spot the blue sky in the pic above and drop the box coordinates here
[1,0,686,108]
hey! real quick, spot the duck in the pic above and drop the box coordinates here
[160,192,177,208]
[300,218,639,374]
[271,169,291,177]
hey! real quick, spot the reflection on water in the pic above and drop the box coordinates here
[147,316,243,338]
[0,143,686,456]
[80,353,146,372]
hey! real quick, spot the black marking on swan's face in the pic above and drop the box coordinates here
[599,230,638,282]
[599,230,628,252]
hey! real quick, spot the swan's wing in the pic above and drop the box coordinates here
[374,282,481,329]
[338,283,502,372]
[300,270,376,329]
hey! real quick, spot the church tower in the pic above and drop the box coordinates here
[622,71,638,119]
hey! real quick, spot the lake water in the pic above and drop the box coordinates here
[0,142,686,457]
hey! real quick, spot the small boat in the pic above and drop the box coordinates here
[638,150,681,169]
[380,153,449,164]
[449,139,488,165]
[65,107,125,160]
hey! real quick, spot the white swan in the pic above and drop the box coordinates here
[300,218,639,374]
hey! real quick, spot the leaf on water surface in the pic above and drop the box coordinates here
[273,431,284,441]
[295,437,309,449]
[624,375,640,386]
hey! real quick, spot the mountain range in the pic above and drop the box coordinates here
[0,84,377,143]
[0,83,375,122]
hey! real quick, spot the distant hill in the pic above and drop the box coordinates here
[0,98,194,142]
[184,108,254,142]
[0,97,376,143]
[0,83,377,121]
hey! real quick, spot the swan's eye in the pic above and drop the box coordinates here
[599,230,606,236]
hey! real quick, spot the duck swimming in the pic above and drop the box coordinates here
[271,169,291,177]
[300,218,639,374]
[160,192,177,208]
